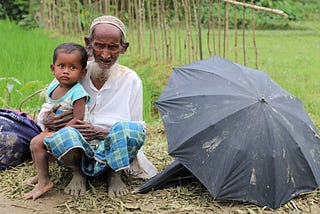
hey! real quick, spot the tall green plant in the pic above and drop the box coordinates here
[0,19,66,113]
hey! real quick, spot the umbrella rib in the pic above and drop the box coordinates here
[185,62,263,97]
[157,93,256,103]
[270,108,320,193]
[270,99,319,135]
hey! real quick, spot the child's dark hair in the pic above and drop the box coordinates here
[53,43,88,69]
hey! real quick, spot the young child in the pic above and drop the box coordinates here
[23,43,90,200]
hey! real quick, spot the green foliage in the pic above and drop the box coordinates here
[0,19,67,114]
[0,0,39,29]
[1,0,320,31]
[0,0,28,21]
[18,13,39,29]
[200,0,320,29]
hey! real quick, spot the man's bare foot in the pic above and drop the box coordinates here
[107,171,128,197]
[21,175,39,186]
[24,181,53,200]
[64,172,87,196]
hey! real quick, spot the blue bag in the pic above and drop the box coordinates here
[0,108,42,170]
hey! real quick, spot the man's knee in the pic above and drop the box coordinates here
[112,121,145,138]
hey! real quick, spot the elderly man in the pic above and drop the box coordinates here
[24,15,157,200]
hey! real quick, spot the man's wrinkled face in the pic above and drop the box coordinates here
[90,24,122,70]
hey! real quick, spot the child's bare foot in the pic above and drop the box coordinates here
[24,181,53,200]
[22,175,39,185]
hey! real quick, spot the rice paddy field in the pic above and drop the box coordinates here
[0,19,320,213]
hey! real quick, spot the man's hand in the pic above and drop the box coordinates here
[43,104,73,131]
[72,120,109,141]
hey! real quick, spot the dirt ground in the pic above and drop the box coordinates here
[2,127,320,214]
[0,190,67,214]
[2,175,320,214]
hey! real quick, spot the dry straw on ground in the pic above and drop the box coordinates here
[1,122,320,213]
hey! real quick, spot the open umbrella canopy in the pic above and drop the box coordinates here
[149,56,320,209]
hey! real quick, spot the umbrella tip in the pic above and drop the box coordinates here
[258,97,268,103]
[132,188,139,194]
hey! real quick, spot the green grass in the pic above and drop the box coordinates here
[254,26,320,127]
[1,19,320,125]
[0,19,67,114]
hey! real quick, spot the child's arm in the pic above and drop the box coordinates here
[65,97,87,127]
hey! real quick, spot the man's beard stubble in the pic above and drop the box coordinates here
[89,61,112,82]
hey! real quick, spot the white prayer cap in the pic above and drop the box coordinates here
[90,15,126,38]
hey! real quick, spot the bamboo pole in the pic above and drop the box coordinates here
[134,0,139,54]
[173,0,181,64]
[63,0,67,34]
[242,0,246,65]
[79,0,82,33]
[160,1,169,62]
[223,1,228,58]
[82,0,88,32]
[119,0,125,20]
[155,0,159,60]
[128,0,132,45]
[207,0,212,56]
[182,0,192,63]
[156,0,164,61]
[42,0,46,29]
[128,1,135,55]
[64,0,70,34]
[105,0,110,16]
[152,1,158,62]
[188,0,194,62]
[44,0,48,30]
[223,0,288,18]
[234,3,238,62]
[43,0,48,29]
[147,0,154,61]
[190,0,196,62]
[140,0,145,56]
[57,0,63,33]
[212,0,216,56]
[50,0,55,30]
[114,0,119,17]
[194,0,202,60]
[99,0,103,14]
[134,0,141,55]
[37,0,43,27]
[70,1,75,33]
[251,0,258,69]
[217,0,221,56]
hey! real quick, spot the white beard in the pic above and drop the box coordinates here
[88,61,112,82]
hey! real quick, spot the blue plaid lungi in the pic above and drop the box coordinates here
[43,121,145,176]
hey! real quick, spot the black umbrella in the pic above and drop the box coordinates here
[143,56,320,209]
